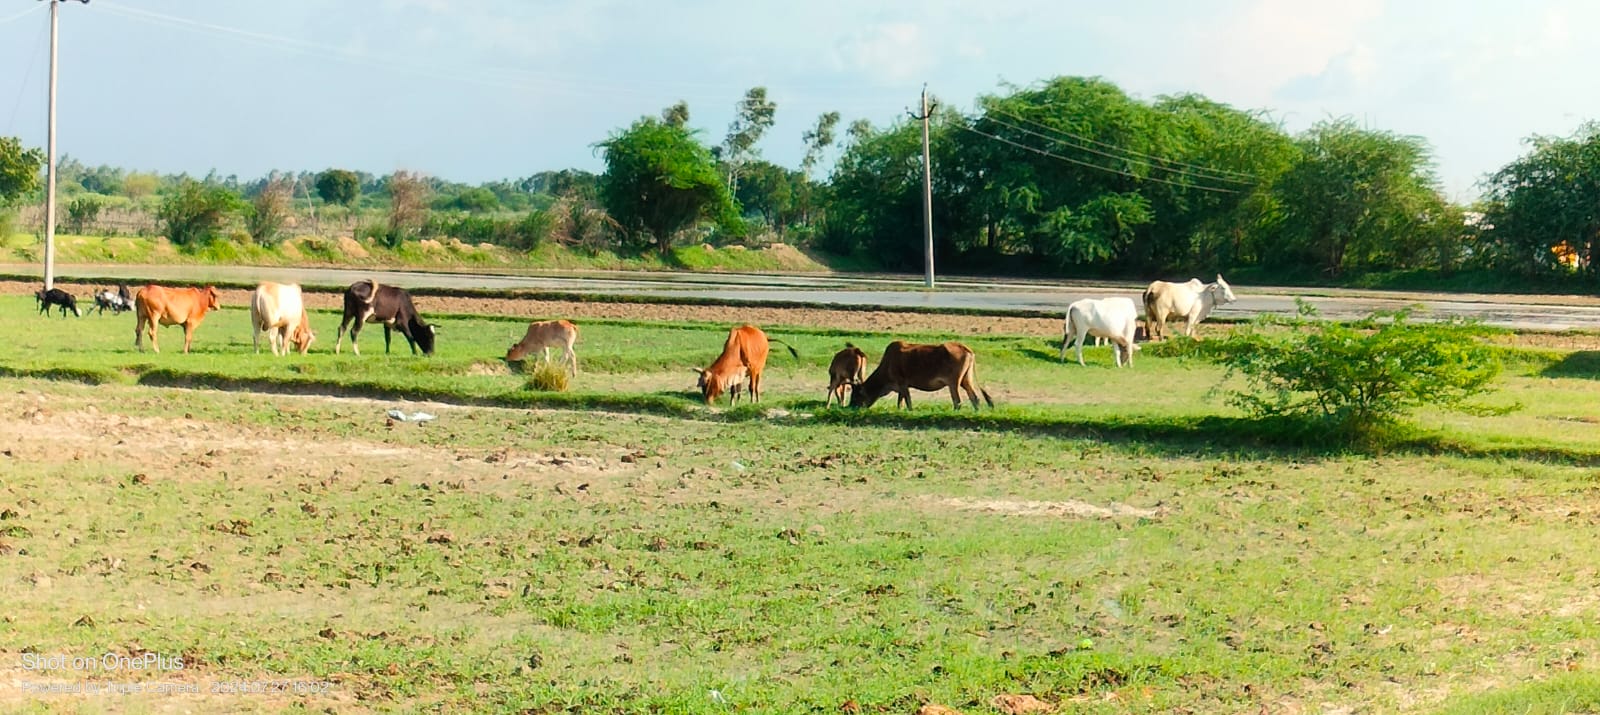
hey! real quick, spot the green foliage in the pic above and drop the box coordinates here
[448,186,500,213]
[1480,122,1600,280]
[432,210,550,250]
[0,136,44,205]
[597,117,740,255]
[383,170,430,248]
[244,178,293,245]
[721,86,777,191]
[1268,119,1453,278]
[156,179,244,247]
[1203,302,1506,439]
[65,195,104,234]
[315,169,361,207]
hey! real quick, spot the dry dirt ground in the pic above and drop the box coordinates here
[11,279,1600,351]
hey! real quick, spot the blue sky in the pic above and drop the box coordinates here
[0,0,1595,202]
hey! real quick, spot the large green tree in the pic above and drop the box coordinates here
[0,136,44,205]
[1480,123,1600,279]
[315,169,361,207]
[721,87,777,194]
[1268,120,1451,278]
[597,117,739,254]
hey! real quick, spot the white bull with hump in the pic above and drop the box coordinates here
[1060,296,1141,367]
[1142,274,1237,341]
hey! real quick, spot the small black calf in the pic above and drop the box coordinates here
[36,288,81,318]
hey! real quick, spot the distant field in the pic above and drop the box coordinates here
[4,294,1600,713]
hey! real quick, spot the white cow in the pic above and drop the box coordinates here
[1142,274,1237,341]
[250,282,315,356]
[1060,297,1141,367]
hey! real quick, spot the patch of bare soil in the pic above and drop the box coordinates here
[934,496,1163,519]
[0,388,635,490]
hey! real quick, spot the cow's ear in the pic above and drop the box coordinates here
[690,367,705,375]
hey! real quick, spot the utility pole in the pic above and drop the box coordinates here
[908,85,937,289]
[41,0,89,292]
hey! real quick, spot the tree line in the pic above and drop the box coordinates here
[2,75,1599,286]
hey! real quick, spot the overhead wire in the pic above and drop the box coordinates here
[979,113,1256,187]
[0,4,43,25]
[957,123,1241,194]
[4,12,49,135]
[983,105,1259,182]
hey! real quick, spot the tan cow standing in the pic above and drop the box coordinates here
[135,284,220,354]
[825,343,869,407]
[694,324,798,405]
[505,319,579,375]
[1142,275,1237,341]
[250,282,315,356]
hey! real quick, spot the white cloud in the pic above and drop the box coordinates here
[832,22,934,85]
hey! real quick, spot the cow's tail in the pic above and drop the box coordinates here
[965,349,995,409]
[771,338,800,360]
[1060,308,1078,360]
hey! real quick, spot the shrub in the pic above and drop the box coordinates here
[244,179,292,245]
[65,195,103,234]
[157,180,243,247]
[1203,302,1507,440]
[523,362,570,392]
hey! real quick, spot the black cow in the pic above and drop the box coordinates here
[334,280,436,355]
[35,288,80,318]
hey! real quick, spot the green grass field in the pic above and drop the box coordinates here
[5,295,1600,713]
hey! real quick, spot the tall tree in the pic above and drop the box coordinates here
[721,87,777,193]
[597,117,740,255]
[1481,123,1600,279]
[245,178,294,245]
[1269,119,1448,278]
[316,169,361,207]
[0,136,44,205]
[801,111,842,178]
[384,170,430,247]
[661,101,691,128]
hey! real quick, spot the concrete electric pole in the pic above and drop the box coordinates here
[909,86,937,289]
[41,0,89,292]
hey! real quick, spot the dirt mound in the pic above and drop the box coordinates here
[337,236,370,259]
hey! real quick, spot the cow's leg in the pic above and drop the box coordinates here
[182,323,195,354]
[1077,329,1090,366]
[748,368,761,403]
[565,345,578,376]
[349,321,363,356]
[898,388,912,410]
[542,346,552,365]
[134,315,145,352]
[949,384,962,409]
[382,325,393,354]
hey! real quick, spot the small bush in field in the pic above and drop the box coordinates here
[523,362,570,393]
[1203,301,1508,440]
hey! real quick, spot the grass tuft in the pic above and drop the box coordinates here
[522,361,570,392]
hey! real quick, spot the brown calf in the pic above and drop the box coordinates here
[506,319,579,375]
[135,284,220,354]
[825,343,868,407]
[850,341,994,410]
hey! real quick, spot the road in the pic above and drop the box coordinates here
[10,263,1600,331]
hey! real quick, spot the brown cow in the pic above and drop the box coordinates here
[693,324,798,405]
[850,341,994,410]
[505,319,579,375]
[135,285,220,354]
[825,343,869,408]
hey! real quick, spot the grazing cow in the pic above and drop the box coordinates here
[693,324,799,405]
[850,341,994,410]
[92,287,132,315]
[334,280,436,356]
[35,288,80,317]
[1060,297,1142,367]
[505,319,579,375]
[1143,274,1237,341]
[249,282,316,356]
[825,343,869,407]
[134,284,220,353]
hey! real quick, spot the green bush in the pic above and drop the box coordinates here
[1203,302,1507,440]
[65,195,103,233]
[157,180,243,247]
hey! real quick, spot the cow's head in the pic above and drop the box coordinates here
[505,339,529,362]
[693,367,719,404]
[415,323,437,356]
[1213,275,1236,304]
[203,286,220,310]
[292,325,317,355]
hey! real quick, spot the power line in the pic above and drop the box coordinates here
[980,114,1256,187]
[958,124,1241,194]
[4,14,49,135]
[0,4,43,25]
[983,105,1259,182]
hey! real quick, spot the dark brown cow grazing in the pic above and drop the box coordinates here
[850,341,994,410]
[825,343,869,407]
[335,280,436,356]
[135,284,220,354]
[694,324,798,405]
